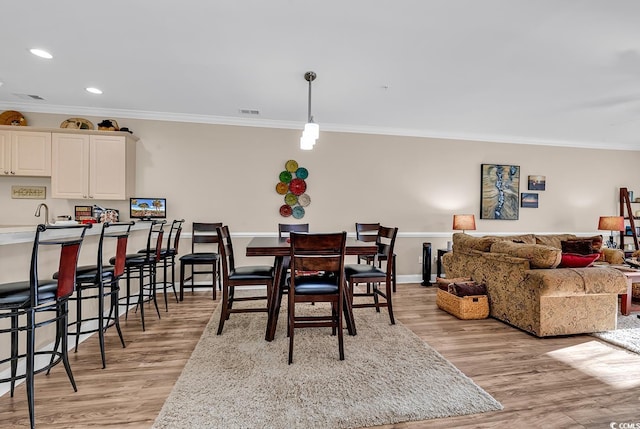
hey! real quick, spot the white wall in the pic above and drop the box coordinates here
[3,111,640,278]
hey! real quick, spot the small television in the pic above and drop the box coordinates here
[130,198,167,221]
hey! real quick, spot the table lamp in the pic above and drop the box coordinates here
[452,214,476,234]
[598,216,624,249]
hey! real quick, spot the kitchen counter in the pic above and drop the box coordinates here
[0,222,150,245]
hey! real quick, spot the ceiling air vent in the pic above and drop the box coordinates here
[12,93,45,101]
[239,108,260,115]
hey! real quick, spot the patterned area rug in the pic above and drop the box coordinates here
[153,297,502,429]
[591,311,640,355]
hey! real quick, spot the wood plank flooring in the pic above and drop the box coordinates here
[1,284,639,428]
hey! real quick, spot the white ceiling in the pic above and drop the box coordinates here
[2,1,640,150]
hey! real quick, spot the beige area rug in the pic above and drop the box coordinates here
[153,296,503,429]
[591,313,640,354]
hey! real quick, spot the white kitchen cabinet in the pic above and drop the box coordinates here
[0,130,51,176]
[51,132,136,200]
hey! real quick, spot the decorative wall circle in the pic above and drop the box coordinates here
[279,205,292,217]
[276,160,310,218]
[275,182,288,194]
[292,206,305,219]
[297,193,311,207]
[285,159,299,172]
[289,178,307,196]
[279,171,292,183]
[295,167,309,179]
[284,193,298,206]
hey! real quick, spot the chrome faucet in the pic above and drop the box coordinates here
[34,203,50,225]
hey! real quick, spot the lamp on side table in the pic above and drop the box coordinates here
[598,216,624,249]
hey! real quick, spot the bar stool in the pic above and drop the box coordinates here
[0,223,90,429]
[138,219,184,311]
[179,222,222,301]
[114,220,165,331]
[59,221,134,368]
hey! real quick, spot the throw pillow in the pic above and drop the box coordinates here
[561,239,593,255]
[450,282,487,297]
[558,253,601,268]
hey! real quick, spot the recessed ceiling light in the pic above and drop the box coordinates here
[85,87,103,94]
[29,48,53,59]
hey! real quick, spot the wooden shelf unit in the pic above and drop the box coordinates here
[619,187,639,251]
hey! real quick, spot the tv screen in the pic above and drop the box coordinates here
[130,198,167,220]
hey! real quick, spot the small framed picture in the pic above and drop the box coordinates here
[521,193,539,208]
[528,175,546,190]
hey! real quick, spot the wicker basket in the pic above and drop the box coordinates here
[436,288,489,320]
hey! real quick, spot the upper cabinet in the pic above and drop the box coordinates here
[51,132,137,200]
[0,130,52,177]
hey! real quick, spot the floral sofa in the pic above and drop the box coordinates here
[442,233,627,337]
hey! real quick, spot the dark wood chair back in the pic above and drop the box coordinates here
[278,223,309,238]
[355,222,380,243]
[191,222,222,253]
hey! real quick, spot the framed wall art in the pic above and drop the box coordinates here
[521,193,538,208]
[528,175,546,190]
[480,164,520,220]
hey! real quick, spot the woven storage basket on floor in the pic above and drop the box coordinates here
[436,288,489,320]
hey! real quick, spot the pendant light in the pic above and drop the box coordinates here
[300,71,318,150]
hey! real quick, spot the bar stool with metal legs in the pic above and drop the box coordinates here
[0,223,90,429]
[113,220,165,331]
[55,221,134,368]
[138,219,184,311]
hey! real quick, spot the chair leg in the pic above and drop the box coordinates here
[373,283,381,313]
[10,311,18,397]
[386,279,395,325]
[124,268,131,320]
[170,257,179,303]
[138,267,146,331]
[212,262,217,300]
[162,259,169,312]
[152,264,161,319]
[26,310,36,429]
[97,282,107,369]
[288,292,295,364]
[337,301,345,361]
[179,262,186,301]
[59,302,77,391]
[216,281,229,335]
[111,280,126,348]
[74,287,82,352]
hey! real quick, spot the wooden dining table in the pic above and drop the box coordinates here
[246,236,378,341]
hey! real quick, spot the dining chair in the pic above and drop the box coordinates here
[54,221,134,369]
[138,219,184,311]
[179,222,222,301]
[114,219,166,331]
[216,225,273,335]
[0,223,90,429]
[355,222,397,292]
[288,231,347,364]
[345,225,398,324]
[274,223,311,323]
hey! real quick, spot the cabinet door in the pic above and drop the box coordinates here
[51,133,90,199]
[11,131,51,176]
[0,131,9,175]
[89,135,127,200]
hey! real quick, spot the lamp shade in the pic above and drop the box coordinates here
[598,216,624,231]
[452,214,476,231]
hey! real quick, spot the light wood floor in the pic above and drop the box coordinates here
[1,284,639,428]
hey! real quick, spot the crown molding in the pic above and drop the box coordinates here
[4,101,639,151]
